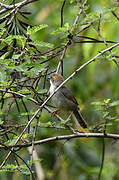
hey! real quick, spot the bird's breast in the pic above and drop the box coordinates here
[49,83,56,95]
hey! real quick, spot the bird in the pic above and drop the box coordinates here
[49,73,88,128]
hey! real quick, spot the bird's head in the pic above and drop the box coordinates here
[50,73,64,87]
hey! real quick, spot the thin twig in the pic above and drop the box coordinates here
[94,13,119,67]
[73,0,88,26]
[56,46,67,75]
[0,88,65,123]
[112,11,119,21]
[61,0,66,27]
[0,0,37,15]
[98,139,105,180]
[30,118,38,180]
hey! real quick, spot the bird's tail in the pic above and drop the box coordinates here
[73,109,87,129]
[72,109,89,141]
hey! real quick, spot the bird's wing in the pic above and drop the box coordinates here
[60,85,78,105]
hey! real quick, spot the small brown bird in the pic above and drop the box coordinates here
[49,73,87,128]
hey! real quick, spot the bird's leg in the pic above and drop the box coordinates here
[51,109,60,115]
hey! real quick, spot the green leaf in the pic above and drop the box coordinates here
[38,89,47,94]
[12,54,22,60]
[109,100,119,107]
[18,89,32,94]
[27,158,42,165]
[115,118,119,122]
[0,28,6,37]
[51,23,71,35]
[104,99,111,104]
[0,51,10,60]
[1,164,17,172]
[81,12,99,25]
[3,35,25,43]
[27,24,48,34]
[102,7,117,14]
[13,66,24,72]
[5,138,17,146]
[0,119,3,125]
[91,101,104,106]
[20,164,32,175]
[103,112,109,118]
[29,41,54,48]
[70,0,75,3]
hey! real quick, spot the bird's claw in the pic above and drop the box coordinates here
[51,109,60,116]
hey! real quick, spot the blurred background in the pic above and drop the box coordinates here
[0,0,119,179]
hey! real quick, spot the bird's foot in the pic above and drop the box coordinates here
[51,109,60,116]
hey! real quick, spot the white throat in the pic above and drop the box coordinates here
[49,80,56,95]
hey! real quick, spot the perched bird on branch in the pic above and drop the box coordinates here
[49,73,88,129]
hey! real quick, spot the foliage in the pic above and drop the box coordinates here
[0,0,119,180]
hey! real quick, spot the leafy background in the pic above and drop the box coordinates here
[0,0,119,180]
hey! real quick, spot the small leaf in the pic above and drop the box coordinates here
[91,101,104,106]
[27,24,48,35]
[22,133,27,139]
[104,99,111,104]
[38,89,47,94]
[18,89,32,94]
[51,23,71,35]
[3,35,25,43]
[0,119,3,125]
[109,100,119,107]
[103,112,109,118]
[29,41,54,48]
[5,138,17,146]
[70,0,75,3]
[12,54,22,60]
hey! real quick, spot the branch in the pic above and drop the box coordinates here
[1,42,119,168]
[40,42,119,110]
[0,132,119,149]
[28,146,45,180]
[0,107,41,169]
[0,0,37,15]
[61,0,66,27]
[56,46,67,75]
[98,139,105,180]
[0,89,65,123]
[95,13,119,67]
[56,0,88,74]
[0,142,35,180]
[73,0,88,26]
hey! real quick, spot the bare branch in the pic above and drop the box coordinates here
[98,139,105,180]
[73,0,88,26]
[56,46,67,75]
[0,132,119,149]
[61,0,66,27]
[0,0,37,15]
